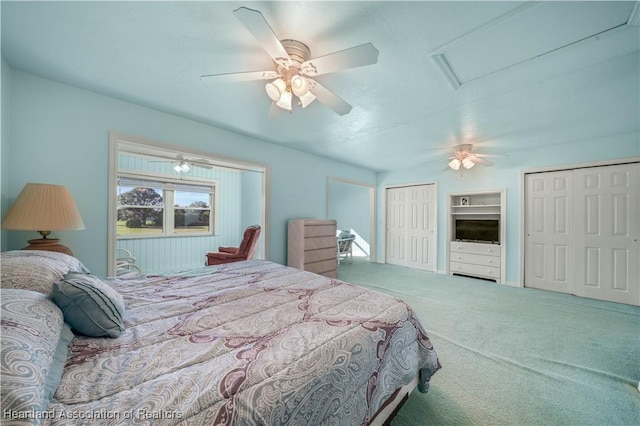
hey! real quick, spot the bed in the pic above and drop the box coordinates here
[1,250,440,425]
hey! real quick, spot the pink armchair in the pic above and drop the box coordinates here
[206,225,261,266]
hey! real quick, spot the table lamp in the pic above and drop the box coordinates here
[1,183,85,256]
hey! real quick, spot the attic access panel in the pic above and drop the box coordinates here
[432,2,636,87]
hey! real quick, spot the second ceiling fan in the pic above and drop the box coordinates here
[201,7,379,115]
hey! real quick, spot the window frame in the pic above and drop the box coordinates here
[116,171,218,240]
[108,132,269,277]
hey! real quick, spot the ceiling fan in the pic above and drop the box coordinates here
[151,155,213,173]
[423,144,505,173]
[201,7,379,115]
[445,144,496,171]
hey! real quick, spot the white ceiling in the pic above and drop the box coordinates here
[2,1,638,172]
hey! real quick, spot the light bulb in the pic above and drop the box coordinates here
[448,159,461,170]
[175,163,190,173]
[462,157,475,169]
[265,78,286,101]
[290,75,308,96]
[276,90,293,111]
[297,90,316,108]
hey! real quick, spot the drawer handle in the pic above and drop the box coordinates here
[457,256,462,260]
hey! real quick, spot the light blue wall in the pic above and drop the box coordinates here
[240,170,264,257]
[377,133,640,284]
[1,68,376,275]
[1,58,12,251]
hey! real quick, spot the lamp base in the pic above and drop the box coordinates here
[23,238,74,256]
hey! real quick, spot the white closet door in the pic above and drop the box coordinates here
[573,163,639,305]
[386,185,436,271]
[525,171,574,294]
[386,187,407,266]
[406,185,436,271]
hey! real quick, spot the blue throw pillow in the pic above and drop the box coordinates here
[52,272,125,338]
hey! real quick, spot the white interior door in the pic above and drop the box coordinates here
[406,185,436,271]
[386,185,436,271]
[386,187,406,266]
[573,163,639,305]
[525,162,639,306]
[525,171,574,294]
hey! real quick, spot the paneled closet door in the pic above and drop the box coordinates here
[573,163,639,305]
[406,185,436,271]
[386,187,407,266]
[386,185,436,271]
[525,171,574,294]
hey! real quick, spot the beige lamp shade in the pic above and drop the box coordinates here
[2,183,85,255]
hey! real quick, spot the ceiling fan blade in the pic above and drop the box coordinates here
[309,80,352,116]
[422,158,443,165]
[452,143,473,153]
[201,69,280,83]
[301,43,379,76]
[475,152,509,158]
[233,7,291,66]
[469,156,494,166]
[188,158,213,169]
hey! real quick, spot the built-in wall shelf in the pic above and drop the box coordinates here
[451,211,500,216]
[452,204,501,208]
[447,189,506,283]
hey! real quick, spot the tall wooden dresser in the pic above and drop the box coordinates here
[287,219,337,278]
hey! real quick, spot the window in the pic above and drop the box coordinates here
[117,175,215,238]
[173,184,212,234]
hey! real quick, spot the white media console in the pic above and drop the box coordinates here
[447,190,506,283]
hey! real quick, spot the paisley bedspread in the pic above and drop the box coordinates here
[46,260,440,425]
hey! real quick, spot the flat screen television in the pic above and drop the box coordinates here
[454,219,499,243]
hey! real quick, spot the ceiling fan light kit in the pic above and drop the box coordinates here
[150,154,212,173]
[201,7,379,116]
[265,78,286,101]
[297,90,317,108]
[448,158,461,170]
[276,89,293,111]
[266,40,318,112]
[442,144,497,173]
[264,45,318,112]
[174,162,191,173]
[461,157,476,169]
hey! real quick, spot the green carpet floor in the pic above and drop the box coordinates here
[337,258,640,426]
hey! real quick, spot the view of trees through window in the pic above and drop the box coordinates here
[118,186,164,235]
[117,178,213,237]
[173,190,210,233]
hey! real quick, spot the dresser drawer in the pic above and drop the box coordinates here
[450,241,501,257]
[304,224,336,238]
[305,259,337,277]
[304,247,337,264]
[304,236,338,251]
[450,261,500,279]
[450,252,500,267]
